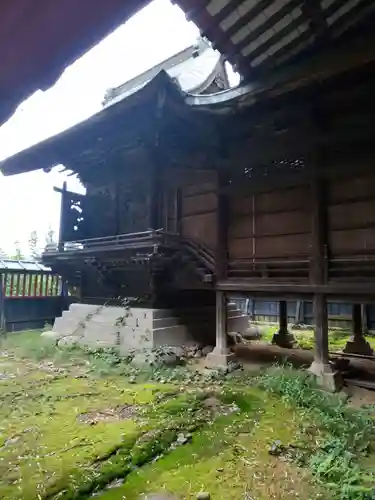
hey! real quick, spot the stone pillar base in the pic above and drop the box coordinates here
[205,348,236,368]
[308,360,343,392]
[343,336,374,356]
[271,331,296,348]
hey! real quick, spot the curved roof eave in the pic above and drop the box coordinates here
[0,71,181,176]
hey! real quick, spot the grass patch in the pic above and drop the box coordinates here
[259,366,375,499]
[0,331,374,500]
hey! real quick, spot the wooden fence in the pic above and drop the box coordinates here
[231,297,375,331]
[0,260,65,332]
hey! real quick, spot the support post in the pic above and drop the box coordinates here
[0,274,5,333]
[57,181,67,252]
[309,294,342,391]
[361,304,369,335]
[272,300,296,348]
[216,169,229,280]
[206,291,235,368]
[307,119,341,389]
[343,303,374,356]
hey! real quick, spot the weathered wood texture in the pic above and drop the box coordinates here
[180,170,218,250]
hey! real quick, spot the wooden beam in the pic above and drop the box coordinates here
[226,0,302,57]
[302,0,328,40]
[216,170,229,280]
[215,280,375,298]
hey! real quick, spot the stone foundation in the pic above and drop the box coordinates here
[308,360,343,392]
[343,336,374,356]
[47,303,191,352]
[205,348,236,368]
[45,301,251,356]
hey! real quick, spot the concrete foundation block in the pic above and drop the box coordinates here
[271,331,296,348]
[308,360,343,392]
[343,336,374,356]
[152,325,189,347]
[51,303,193,353]
[227,313,249,335]
[205,348,236,368]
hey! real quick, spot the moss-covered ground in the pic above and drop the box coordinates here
[259,324,375,351]
[0,331,374,500]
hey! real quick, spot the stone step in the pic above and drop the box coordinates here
[152,324,189,347]
[53,317,85,336]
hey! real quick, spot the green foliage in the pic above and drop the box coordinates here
[259,367,375,499]
[11,240,23,260]
[2,332,375,500]
[28,230,40,261]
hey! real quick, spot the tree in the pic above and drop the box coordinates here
[0,248,7,259]
[45,226,56,246]
[12,240,23,260]
[28,230,40,261]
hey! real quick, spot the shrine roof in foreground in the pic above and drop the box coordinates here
[1,8,375,178]
[0,0,149,128]
[174,0,375,79]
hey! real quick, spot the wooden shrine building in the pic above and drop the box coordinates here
[2,3,375,388]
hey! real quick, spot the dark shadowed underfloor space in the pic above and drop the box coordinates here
[0,330,374,500]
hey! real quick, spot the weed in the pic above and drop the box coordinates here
[258,366,375,499]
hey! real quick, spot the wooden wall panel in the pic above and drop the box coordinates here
[229,233,310,260]
[183,181,217,197]
[181,213,217,249]
[329,200,375,230]
[329,173,375,203]
[330,228,375,255]
[231,185,309,215]
[328,173,375,257]
[228,184,311,261]
[256,211,308,236]
[255,234,311,258]
[228,237,254,260]
[179,173,218,250]
[182,192,217,216]
[255,186,309,213]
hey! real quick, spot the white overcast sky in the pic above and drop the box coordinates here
[0,0,203,255]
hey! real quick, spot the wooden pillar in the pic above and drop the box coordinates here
[58,181,67,252]
[310,168,331,367]
[272,299,295,348]
[310,293,342,391]
[343,303,374,356]
[205,290,235,368]
[216,169,229,280]
[0,274,5,332]
[361,304,369,335]
[313,293,329,366]
[308,103,341,389]
[279,300,288,333]
[215,290,227,352]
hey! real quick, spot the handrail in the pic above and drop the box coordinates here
[43,230,216,276]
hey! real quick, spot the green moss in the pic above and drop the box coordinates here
[1,330,373,500]
[259,324,375,351]
[99,391,322,500]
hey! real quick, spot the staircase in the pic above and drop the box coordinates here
[167,237,215,284]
